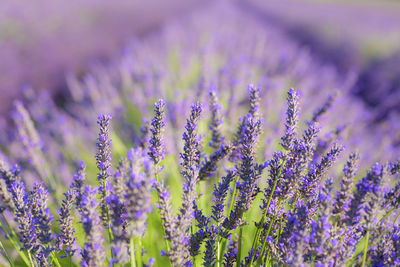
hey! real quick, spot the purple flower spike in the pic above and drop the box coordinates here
[208,89,224,150]
[80,186,105,267]
[57,189,76,257]
[148,99,166,167]
[96,114,112,223]
[281,88,300,151]
[124,148,153,238]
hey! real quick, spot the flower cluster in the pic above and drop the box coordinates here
[0,3,399,267]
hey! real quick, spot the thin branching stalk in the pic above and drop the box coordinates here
[362,231,370,267]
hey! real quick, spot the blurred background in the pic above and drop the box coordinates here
[0,0,206,113]
[0,0,399,117]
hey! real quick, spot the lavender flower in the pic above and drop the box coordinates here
[12,101,54,189]
[125,148,153,238]
[139,119,150,150]
[303,179,333,264]
[248,84,261,120]
[57,189,76,257]
[189,228,207,257]
[241,247,260,267]
[333,152,359,223]
[224,115,265,230]
[388,160,400,175]
[154,181,183,265]
[224,239,238,267]
[180,102,202,178]
[203,226,217,267]
[177,102,203,265]
[30,182,53,263]
[383,160,400,209]
[180,102,202,205]
[370,225,400,266]
[263,151,286,203]
[108,194,129,264]
[212,171,235,224]
[0,162,21,211]
[300,143,343,198]
[198,144,232,181]
[281,89,299,151]
[208,89,224,150]
[156,103,203,266]
[277,201,309,264]
[10,180,36,251]
[80,186,105,267]
[96,114,112,223]
[113,158,128,202]
[311,91,339,123]
[347,163,385,226]
[148,99,166,166]
[383,181,400,210]
[231,84,262,161]
[361,163,385,229]
[71,161,86,212]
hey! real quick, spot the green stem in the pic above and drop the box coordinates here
[130,238,137,267]
[362,230,370,267]
[227,176,240,218]
[216,237,221,267]
[380,207,395,222]
[259,217,276,266]
[135,237,142,267]
[393,212,400,229]
[154,171,171,254]
[0,238,14,267]
[0,214,30,266]
[51,251,62,267]
[191,225,197,267]
[27,251,34,267]
[218,238,228,267]
[219,175,240,263]
[236,227,243,264]
[249,159,286,266]
[102,179,114,263]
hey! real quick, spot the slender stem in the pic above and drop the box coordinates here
[130,238,137,267]
[362,230,370,267]
[191,226,196,267]
[216,237,221,267]
[380,207,395,222]
[102,179,114,264]
[218,238,228,267]
[236,227,243,264]
[0,238,14,267]
[135,237,142,267]
[218,175,240,263]
[276,214,284,243]
[260,217,276,266]
[154,171,171,254]
[0,214,30,266]
[393,212,400,229]
[27,251,35,267]
[51,251,62,267]
[227,176,240,218]
[2,213,15,236]
[249,159,286,265]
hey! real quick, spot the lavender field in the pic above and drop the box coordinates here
[0,1,399,266]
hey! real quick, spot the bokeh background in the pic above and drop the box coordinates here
[1,0,399,118]
[0,0,206,113]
